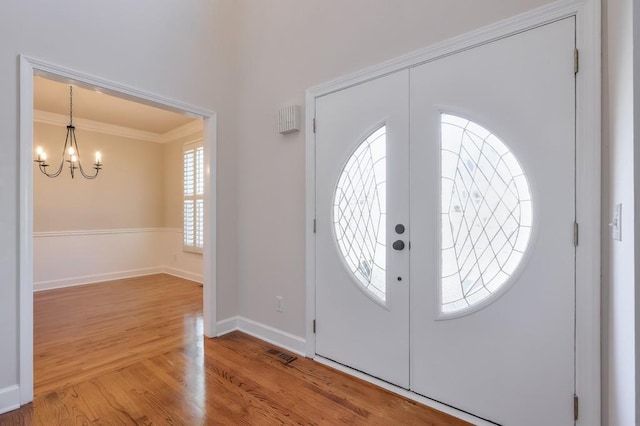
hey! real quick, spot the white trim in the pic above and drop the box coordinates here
[34,267,204,292]
[19,56,35,406]
[27,58,213,118]
[19,56,218,406]
[305,1,600,425]
[573,1,602,424]
[34,109,203,144]
[304,89,316,358]
[163,120,204,142]
[34,267,164,292]
[202,115,217,338]
[163,228,184,234]
[0,385,20,416]
[216,316,240,336]
[183,137,204,148]
[34,110,165,143]
[314,357,495,426]
[238,317,307,357]
[33,227,170,238]
[162,266,203,284]
[216,316,307,357]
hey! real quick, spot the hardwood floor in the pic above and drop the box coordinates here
[0,274,469,425]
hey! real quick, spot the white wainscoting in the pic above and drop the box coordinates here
[159,228,203,283]
[34,228,202,291]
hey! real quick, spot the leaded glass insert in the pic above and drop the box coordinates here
[441,114,532,314]
[333,126,387,302]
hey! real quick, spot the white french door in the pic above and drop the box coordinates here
[315,18,576,425]
[315,70,410,387]
[409,18,575,425]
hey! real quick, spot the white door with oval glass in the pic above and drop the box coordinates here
[314,18,575,425]
[315,70,410,388]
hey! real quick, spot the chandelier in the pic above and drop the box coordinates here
[34,85,102,179]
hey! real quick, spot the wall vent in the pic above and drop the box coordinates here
[278,105,301,134]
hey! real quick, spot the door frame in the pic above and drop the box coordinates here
[18,56,218,405]
[305,0,601,424]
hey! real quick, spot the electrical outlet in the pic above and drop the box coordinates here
[276,296,284,312]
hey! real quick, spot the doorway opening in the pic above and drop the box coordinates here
[19,56,217,405]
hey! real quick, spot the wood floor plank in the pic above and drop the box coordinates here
[0,274,470,425]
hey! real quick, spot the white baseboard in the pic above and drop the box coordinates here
[216,316,240,336]
[216,316,307,357]
[35,266,204,292]
[162,267,203,284]
[0,385,20,415]
[314,357,494,426]
[34,267,163,291]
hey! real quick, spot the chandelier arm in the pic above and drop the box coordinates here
[78,161,100,179]
[37,125,73,178]
[38,161,63,178]
[72,127,100,179]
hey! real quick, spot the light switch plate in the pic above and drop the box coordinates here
[612,203,622,241]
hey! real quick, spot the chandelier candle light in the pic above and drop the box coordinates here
[34,85,103,179]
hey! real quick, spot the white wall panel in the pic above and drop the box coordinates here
[160,229,204,283]
[33,229,202,291]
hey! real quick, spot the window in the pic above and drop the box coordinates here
[440,114,532,314]
[184,142,204,253]
[333,125,387,302]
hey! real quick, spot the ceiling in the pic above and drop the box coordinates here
[33,76,198,134]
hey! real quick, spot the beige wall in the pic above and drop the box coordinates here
[34,122,164,232]
[33,122,205,287]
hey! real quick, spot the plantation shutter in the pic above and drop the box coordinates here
[184,143,204,253]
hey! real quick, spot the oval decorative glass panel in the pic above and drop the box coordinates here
[441,114,532,314]
[333,126,387,302]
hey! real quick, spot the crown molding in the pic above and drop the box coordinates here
[162,120,204,142]
[33,110,202,143]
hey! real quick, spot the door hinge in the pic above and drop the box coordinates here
[313,118,316,133]
[574,222,579,246]
[313,219,317,233]
[574,48,579,74]
[574,394,579,420]
[313,319,316,333]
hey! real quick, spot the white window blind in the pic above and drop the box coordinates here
[184,143,204,253]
